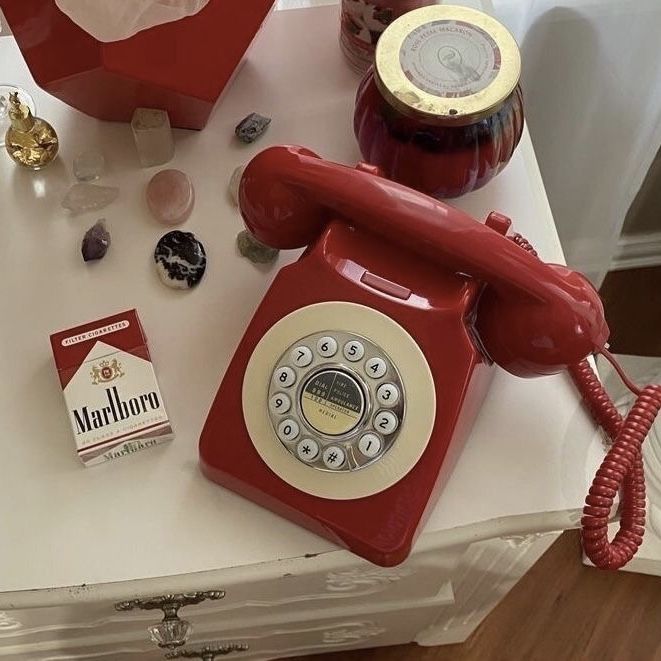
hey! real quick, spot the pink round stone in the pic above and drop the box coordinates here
[146,169,195,226]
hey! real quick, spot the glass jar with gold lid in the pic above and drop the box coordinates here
[354,5,524,198]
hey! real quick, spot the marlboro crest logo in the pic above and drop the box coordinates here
[91,359,124,385]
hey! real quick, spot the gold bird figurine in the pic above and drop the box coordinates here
[5,92,59,169]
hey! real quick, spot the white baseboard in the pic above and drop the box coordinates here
[611,231,661,271]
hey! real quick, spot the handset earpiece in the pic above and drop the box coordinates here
[476,264,608,377]
[239,146,329,249]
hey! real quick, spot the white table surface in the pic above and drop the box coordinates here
[0,4,604,596]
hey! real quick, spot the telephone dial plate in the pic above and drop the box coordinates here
[242,302,436,500]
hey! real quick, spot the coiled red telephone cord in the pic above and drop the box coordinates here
[510,233,661,569]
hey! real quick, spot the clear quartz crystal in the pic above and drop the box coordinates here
[73,149,105,181]
[131,108,175,167]
[229,163,246,206]
[148,618,192,649]
[62,183,119,215]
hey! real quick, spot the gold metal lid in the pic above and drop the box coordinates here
[374,5,521,126]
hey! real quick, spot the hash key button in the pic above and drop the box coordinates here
[322,445,346,469]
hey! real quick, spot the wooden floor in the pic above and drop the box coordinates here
[292,531,661,661]
[601,266,661,356]
[291,271,661,660]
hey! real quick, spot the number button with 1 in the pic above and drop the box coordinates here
[358,433,382,458]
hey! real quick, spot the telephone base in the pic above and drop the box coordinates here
[200,222,494,566]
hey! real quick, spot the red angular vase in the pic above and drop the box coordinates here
[0,0,276,130]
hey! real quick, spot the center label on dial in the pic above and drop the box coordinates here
[300,369,365,436]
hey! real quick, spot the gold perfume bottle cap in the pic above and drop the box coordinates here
[8,92,35,132]
[375,5,521,126]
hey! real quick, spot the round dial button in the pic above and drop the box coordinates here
[300,369,365,436]
[373,410,399,435]
[358,433,382,458]
[291,345,313,367]
[269,393,291,415]
[273,366,296,388]
[365,357,387,379]
[277,419,300,442]
[376,383,400,407]
[322,445,346,469]
[317,336,338,358]
[343,340,365,362]
[296,438,320,462]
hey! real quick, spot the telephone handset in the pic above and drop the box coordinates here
[200,145,661,569]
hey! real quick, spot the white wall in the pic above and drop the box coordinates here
[492,0,661,284]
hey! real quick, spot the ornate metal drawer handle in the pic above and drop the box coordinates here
[166,643,249,660]
[114,591,225,649]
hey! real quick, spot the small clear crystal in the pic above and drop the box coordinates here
[148,618,192,649]
[81,219,110,262]
[237,229,279,264]
[131,108,175,167]
[73,149,105,181]
[62,183,119,215]
[229,164,246,206]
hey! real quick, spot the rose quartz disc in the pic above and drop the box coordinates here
[146,169,195,225]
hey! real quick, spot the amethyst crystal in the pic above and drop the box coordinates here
[81,219,111,262]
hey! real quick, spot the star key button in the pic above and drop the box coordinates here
[296,439,320,463]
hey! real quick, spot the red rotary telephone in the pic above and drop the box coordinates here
[200,145,661,569]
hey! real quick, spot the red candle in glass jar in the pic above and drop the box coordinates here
[340,0,434,72]
[354,5,524,198]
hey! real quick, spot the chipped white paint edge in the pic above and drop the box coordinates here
[0,511,577,610]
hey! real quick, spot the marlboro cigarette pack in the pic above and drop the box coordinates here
[50,309,173,466]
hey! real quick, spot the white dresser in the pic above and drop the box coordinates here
[0,4,604,660]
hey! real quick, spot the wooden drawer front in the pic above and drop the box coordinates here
[0,546,459,651]
[0,592,451,660]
